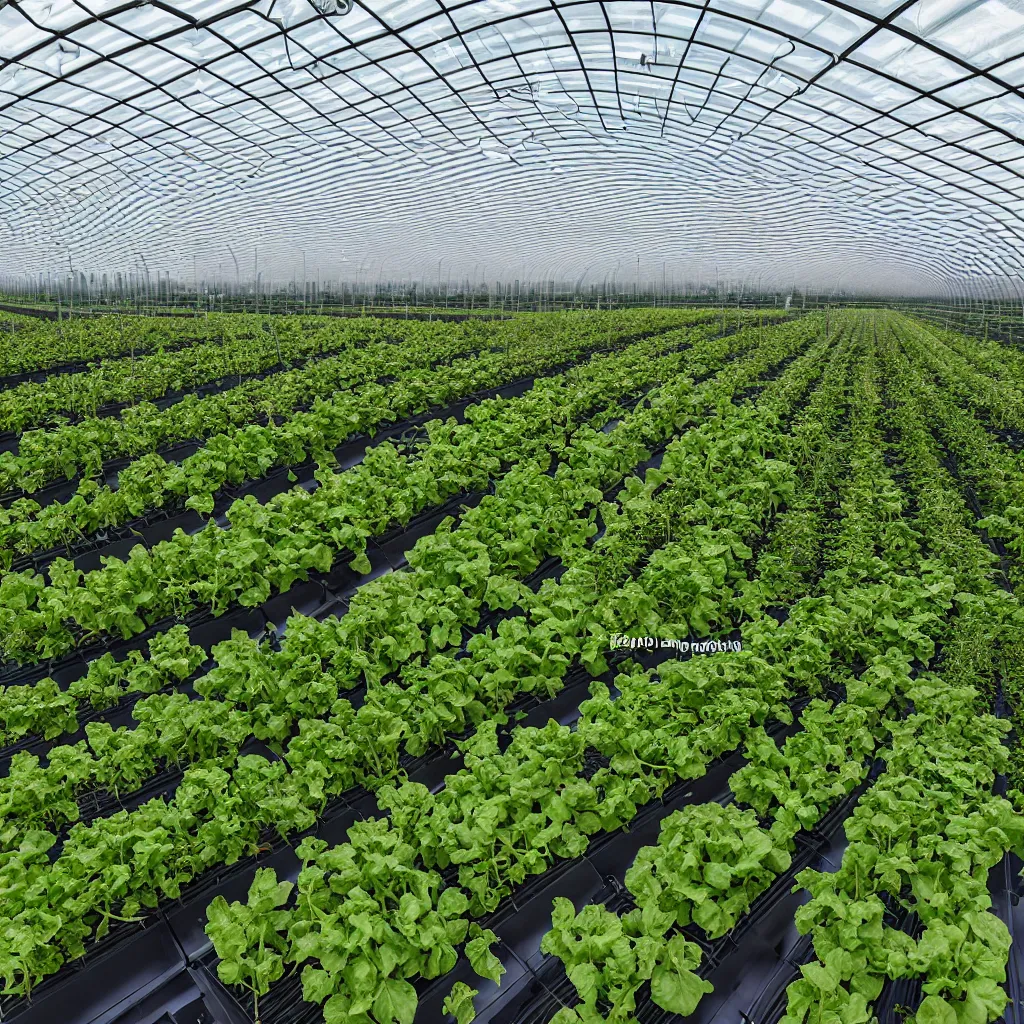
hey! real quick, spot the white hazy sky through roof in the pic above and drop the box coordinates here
[1,0,1023,296]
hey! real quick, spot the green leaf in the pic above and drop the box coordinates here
[372,977,418,1024]
[438,888,470,918]
[185,493,215,516]
[302,966,335,1006]
[324,992,372,1024]
[466,926,505,984]
[801,961,839,995]
[916,995,958,1024]
[963,911,1011,952]
[650,960,713,1016]
[442,981,479,1024]
[247,866,293,913]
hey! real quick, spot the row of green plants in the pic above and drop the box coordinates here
[888,318,1024,579]
[0,312,806,750]
[1,318,495,494]
[0,315,400,433]
[0,315,822,842]
[0,331,750,828]
[1,308,763,382]
[0,310,513,382]
[885,317,1024,789]
[197,322,851,1024]
[764,316,1019,1024]
[895,317,1024,1008]
[534,310,925,1022]
[0,312,242,377]
[784,680,1018,1024]
[0,312,835,999]
[0,311,746,564]
[534,312,1024,1024]
[202,315,958,1024]
[743,315,1022,1024]
[895,315,1024,433]
[0,624,205,747]
[0,316,820,665]
[909,316,1024,396]
[876,318,1015,699]
[1,309,749,434]
[2,309,724,494]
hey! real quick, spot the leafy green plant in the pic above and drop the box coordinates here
[540,899,712,1022]
[625,803,790,939]
[206,868,294,1024]
[442,982,479,1024]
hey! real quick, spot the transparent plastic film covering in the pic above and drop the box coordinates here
[0,0,1023,296]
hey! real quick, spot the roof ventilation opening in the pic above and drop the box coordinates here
[310,0,353,14]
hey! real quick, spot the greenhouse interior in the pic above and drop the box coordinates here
[2,0,1024,1022]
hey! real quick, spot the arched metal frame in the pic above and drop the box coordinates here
[1,0,1023,294]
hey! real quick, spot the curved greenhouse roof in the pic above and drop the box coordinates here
[1,0,1023,294]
